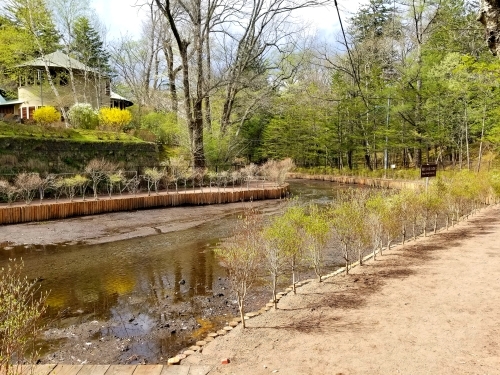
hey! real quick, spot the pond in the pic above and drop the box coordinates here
[0,179,360,364]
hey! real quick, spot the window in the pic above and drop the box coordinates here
[59,72,68,86]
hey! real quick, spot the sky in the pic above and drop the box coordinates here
[90,0,370,41]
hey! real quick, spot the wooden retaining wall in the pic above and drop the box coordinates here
[288,173,424,190]
[0,185,288,225]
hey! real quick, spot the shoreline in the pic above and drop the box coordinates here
[0,198,283,248]
[179,204,500,374]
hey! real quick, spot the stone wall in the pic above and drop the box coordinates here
[0,137,159,174]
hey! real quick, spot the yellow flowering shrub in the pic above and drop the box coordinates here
[32,106,60,126]
[98,108,132,131]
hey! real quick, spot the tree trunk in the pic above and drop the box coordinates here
[478,0,500,57]
[477,104,486,172]
[272,273,278,309]
[204,31,212,131]
[238,294,246,329]
[163,41,179,115]
[344,243,349,276]
[465,102,470,170]
[156,0,206,168]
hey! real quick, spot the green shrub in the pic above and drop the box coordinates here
[68,103,98,129]
[140,112,179,145]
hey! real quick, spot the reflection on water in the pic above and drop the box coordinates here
[0,179,354,362]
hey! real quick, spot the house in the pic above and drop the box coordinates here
[1,51,132,121]
[0,93,24,119]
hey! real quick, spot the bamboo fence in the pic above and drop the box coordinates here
[0,185,289,225]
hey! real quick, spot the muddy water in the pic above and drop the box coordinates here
[0,179,356,363]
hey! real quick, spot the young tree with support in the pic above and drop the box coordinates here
[215,208,264,328]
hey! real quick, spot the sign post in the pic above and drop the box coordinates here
[420,164,437,194]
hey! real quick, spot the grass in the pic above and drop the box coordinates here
[0,121,146,143]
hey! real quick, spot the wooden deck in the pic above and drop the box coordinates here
[4,364,213,375]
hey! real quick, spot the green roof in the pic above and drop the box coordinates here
[18,51,98,73]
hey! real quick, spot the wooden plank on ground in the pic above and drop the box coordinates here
[76,365,110,375]
[49,365,83,375]
[104,366,136,375]
[186,366,212,375]
[131,365,163,375]
[12,364,57,375]
[159,366,189,375]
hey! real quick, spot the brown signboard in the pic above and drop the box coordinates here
[421,163,437,178]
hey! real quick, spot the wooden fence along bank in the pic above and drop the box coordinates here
[288,173,424,190]
[0,185,289,225]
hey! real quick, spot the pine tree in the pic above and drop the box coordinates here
[71,16,110,74]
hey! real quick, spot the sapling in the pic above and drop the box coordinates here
[38,174,55,204]
[85,158,117,199]
[303,204,330,282]
[329,189,369,273]
[366,192,386,260]
[143,167,164,195]
[215,208,264,328]
[0,180,17,206]
[0,259,48,375]
[125,174,141,196]
[167,157,190,193]
[14,172,42,205]
[262,229,285,310]
[106,170,125,198]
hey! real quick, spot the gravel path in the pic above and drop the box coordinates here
[182,205,500,375]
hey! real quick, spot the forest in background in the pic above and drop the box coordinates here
[1,0,499,172]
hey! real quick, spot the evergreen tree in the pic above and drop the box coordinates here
[349,0,396,43]
[4,0,60,55]
[71,16,110,74]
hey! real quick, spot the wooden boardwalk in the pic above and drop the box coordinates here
[5,364,213,375]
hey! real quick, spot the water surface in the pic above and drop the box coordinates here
[0,179,355,362]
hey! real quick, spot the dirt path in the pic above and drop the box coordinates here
[183,205,500,375]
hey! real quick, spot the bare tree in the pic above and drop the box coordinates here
[154,0,208,168]
[84,158,117,199]
[14,172,42,205]
[215,208,264,328]
[125,174,141,196]
[143,167,164,195]
[38,174,55,204]
[0,180,17,206]
[152,0,328,166]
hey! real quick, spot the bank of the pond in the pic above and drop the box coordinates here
[180,204,500,374]
[288,172,423,189]
[0,184,288,225]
